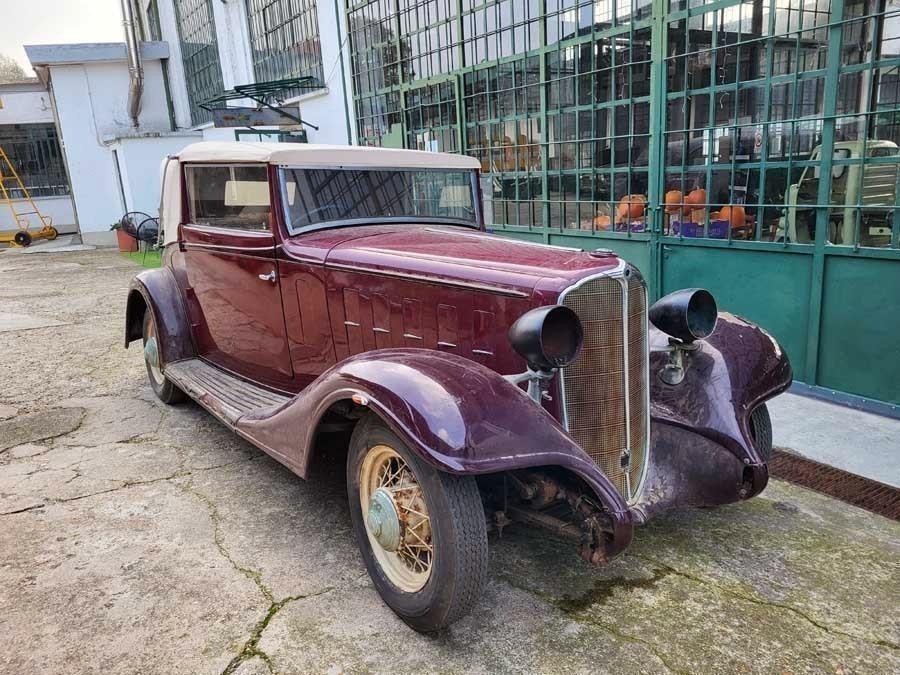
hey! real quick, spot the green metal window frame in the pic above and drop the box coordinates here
[246,0,325,91]
[0,123,70,198]
[146,0,163,41]
[174,0,226,126]
[346,0,900,251]
[405,79,459,152]
[345,0,900,407]
[346,0,661,242]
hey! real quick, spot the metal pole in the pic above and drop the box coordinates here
[805,0,845,386]
[120,0,144,127]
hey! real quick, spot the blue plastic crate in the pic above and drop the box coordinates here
[672,218,729,239]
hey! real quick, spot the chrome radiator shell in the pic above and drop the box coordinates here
[558,266,650,503]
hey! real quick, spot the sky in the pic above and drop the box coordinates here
[1,0,124,76]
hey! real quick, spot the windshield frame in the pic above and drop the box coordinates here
[278,165,482,236]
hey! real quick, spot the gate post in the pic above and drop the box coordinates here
[646,0,669,302]
[805,0,845,386]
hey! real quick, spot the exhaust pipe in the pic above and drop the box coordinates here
[121,0,143,127]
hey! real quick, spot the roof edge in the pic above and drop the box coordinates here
[175,141,482,170]
[0,78,45,92]
[25,42,169,67]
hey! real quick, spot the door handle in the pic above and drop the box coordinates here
[258,270,277,283]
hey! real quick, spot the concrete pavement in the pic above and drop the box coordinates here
[771,392,900,487]
[1,249,898,674]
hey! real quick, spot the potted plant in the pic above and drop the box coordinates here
[111,220,137,252]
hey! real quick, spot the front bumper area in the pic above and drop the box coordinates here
[629,422,769,525]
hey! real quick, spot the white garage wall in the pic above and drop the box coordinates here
[295,0,354,145]
[49,63,128,242]
[112,134,198,217]
[0,87,55,125]
[34,44,180,245]
[146,0,353,145]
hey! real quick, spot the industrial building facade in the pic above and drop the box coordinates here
[122,0,900,409]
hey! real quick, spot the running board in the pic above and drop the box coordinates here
[164,358,291,425]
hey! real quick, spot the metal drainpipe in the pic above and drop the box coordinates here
[121,0,143,127]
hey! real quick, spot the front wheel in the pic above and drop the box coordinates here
[749,403,773,462]
[347,416,488,632]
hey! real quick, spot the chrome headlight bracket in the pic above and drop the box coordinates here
[654,338,700,386]
[505,368,557,404]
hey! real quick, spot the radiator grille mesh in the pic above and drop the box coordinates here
[561,273,649,501]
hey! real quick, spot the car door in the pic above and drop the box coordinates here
[181,163,293,387]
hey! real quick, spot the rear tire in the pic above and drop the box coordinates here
[14,231,31,247]
[347,415,488,632]
[749,403,773,461]
[142,312,186,404]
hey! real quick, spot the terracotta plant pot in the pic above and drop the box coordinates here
[116,228,138,253]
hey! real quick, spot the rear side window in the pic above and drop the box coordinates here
[185,165,271,231]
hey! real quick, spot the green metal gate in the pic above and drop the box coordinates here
[653,0,900,410]
[346,0,900,409]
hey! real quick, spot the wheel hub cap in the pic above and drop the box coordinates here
[367,487,401,552]
[143,336,159,369]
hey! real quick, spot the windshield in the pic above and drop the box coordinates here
[280,167,477,232]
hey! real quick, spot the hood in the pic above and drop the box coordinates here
[323,224,622,296]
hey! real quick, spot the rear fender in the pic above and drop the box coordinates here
[124,268,194,365]
[237,348,633,554]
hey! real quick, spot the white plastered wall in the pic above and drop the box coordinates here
[111,134,198,217]
[46,54,182,245]
[151,0,354,145]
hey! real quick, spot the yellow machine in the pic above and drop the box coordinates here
[0,145,58,247]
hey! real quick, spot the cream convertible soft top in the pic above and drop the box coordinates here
[160,142,481,245]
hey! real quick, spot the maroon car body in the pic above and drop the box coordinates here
[125,142,791,630]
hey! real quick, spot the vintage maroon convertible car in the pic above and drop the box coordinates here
[125,142,791,631]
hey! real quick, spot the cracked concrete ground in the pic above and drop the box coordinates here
[1,249,898,675]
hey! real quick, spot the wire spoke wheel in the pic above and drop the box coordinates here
[348,416,488,631]
[359,444,434,591]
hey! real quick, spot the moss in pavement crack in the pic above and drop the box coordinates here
[178,481,274,603]
[567,613,690,675]
[1,460,256,517]
[0,503,45,516]
[496,573,686,675]
[221,587,337,675]
[630,553,899,652]
[557,566,673,613]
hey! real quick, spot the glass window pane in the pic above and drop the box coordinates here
[186,165,271,230]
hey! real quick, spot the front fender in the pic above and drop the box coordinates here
[237,348,633,553]
[124,268,194,365]
[649,311,792,468]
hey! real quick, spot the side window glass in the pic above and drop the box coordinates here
[185,165,271,231]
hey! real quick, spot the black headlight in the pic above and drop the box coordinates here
[508,305,583,372]
[649,288,718,342]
